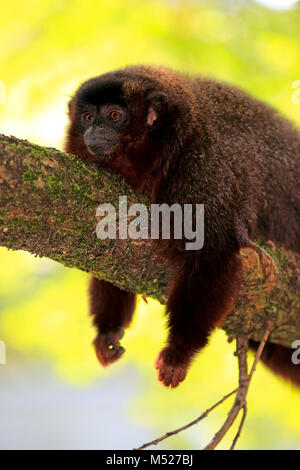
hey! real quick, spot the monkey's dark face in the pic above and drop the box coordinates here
[81,102,129,160]
[69,80,132,162]
[67,72,174,167]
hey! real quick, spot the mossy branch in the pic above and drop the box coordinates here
[0,134,299,348]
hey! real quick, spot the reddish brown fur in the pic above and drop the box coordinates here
[65,65,300,388]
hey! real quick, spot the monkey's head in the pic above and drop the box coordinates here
[66,66,196,187]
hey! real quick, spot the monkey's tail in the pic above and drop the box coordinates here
[249,340,300,388]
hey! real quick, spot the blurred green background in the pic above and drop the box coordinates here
[0,0,300,450]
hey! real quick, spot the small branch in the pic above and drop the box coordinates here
[204,335,249,450]
[204,320,275,450]
[230,405,247,450]
[135,321,275,451]
[134,388,238,450]
[248,319,277,380]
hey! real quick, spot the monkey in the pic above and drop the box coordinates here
[65,65,300,388]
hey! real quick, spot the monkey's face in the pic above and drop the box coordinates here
[67,71,173,166]
[81,102,129,160]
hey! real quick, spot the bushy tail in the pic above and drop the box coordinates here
[249,340,300,388]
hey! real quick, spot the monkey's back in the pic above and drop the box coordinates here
[188,78,300,253]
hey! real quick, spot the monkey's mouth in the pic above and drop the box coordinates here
[86,143,115,161]
[84,127,118,161]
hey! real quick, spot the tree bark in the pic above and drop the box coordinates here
[0,134,299,347]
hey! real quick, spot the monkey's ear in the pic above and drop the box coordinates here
[145,91,168,126]
[67,97,76,118]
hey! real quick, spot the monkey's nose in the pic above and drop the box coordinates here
[84,128,116,160]
[84,127,97,146]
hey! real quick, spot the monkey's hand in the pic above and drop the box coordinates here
[93,327,125,367]
[155,347,190,388]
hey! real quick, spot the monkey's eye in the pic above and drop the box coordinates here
[83,112,94,122]
[108,110,122,121]
[100,104,127,125]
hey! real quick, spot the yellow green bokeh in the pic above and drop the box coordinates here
[0,0,300,450]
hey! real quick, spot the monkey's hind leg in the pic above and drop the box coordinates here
[155,253,243,388]
[89,277,136,367]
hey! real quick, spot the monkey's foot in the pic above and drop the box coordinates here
[155,348,189,388]
[93,327,125,367]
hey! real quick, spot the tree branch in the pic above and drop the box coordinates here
[134,387,238,450]
[136,323,274,451]
[204,322,274,450]
[0,134,299,348]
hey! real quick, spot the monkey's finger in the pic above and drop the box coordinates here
[94,345,108,367]
[109,345,125,361]
[171,366,187,388]
[154,353,163,370]
[157,363,167,382]
[162,367,175,387]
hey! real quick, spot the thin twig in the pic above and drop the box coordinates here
[230,405,247,450]
[134,388,238,450]
[134,321,275,451]
[204,320,275,450]
[248,319,276,380]
[204,336,249,450]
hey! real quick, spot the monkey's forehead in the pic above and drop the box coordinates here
[75,65,191,105]
[76,77,126,107]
